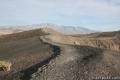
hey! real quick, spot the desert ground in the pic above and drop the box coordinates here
[0,28,120,80]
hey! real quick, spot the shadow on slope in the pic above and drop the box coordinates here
[75,45,104,64]
[20,44,61,80]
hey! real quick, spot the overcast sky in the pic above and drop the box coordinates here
[0,0,120,31]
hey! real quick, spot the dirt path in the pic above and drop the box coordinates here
[31,36,82,80]
[39,36,82,65]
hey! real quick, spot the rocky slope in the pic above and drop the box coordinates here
[40,34,120,52]
[0,28,120,80]
[0,28,56,80]
[31,33,120,80]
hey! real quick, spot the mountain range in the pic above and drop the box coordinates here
[0,24,95,35]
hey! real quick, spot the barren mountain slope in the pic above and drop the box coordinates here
[31,34,120,80]
[41,33,120,51]
[74,31,120,38]
[0,28,60,80]
[0,28,120,80]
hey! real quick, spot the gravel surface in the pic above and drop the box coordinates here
[30,36,120,80]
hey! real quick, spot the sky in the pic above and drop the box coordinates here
[0,0,120,31]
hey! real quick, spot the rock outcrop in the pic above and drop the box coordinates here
[0,61,12,71]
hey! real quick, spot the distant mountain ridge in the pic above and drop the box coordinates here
[0,27,22,35]
[25,24,96,34]
[0,24,95,35]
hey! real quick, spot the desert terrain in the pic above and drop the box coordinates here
[0,28,22,36]
[0,28,120,80]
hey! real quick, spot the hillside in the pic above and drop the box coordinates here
[0,28,120,80]
[40,33,120,51]
[0,28,61,43]
[31,32,120,80]
[0,28,60,80]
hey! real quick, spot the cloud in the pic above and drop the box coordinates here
[0,0,120,31]
[53,0,120,19]
[0,0,120,18]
